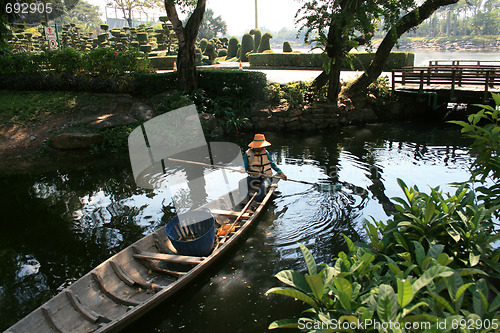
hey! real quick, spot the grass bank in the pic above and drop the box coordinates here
[0,91,111,125]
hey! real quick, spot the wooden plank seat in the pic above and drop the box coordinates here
[133,252,205,265]
[210,209,251,219]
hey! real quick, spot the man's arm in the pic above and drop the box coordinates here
[266,151,282,174]
[243,153,249,171]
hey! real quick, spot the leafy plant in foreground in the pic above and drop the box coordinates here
[267,241,500,332]
[448,93,500,218]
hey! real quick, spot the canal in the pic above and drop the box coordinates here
[0,121,474,332]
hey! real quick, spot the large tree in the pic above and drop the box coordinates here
[198,8,227,40]
[165,0,206,92]
[346,0,459,98]
[107,0,163,27]
[297,0,459,103]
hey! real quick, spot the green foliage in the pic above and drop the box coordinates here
[153,88,251,135]
[283,41,293,53]
[248,52,414,69]
[240,33,254,62]
[267,180,500,331]
[449,93,500,218]
[265,81,321,108]
[227,36,239,59]
[199,38,208,52]
[148,55,177,70]
[257,32,273,53]
[368,179,500,275]
[250,28,262,53]
[203,42,217,60]
[217,48,227,57]
[0,47,152,77]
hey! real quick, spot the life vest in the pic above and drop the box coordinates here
[246,148,272,177]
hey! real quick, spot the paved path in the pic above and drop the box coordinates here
[160,62,392,85]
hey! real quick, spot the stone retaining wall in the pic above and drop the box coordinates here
[249,99,381,132]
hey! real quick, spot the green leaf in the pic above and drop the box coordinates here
[377,284,398,322]
[489,293,500,312]
[402,301,429,317]
[299,243,317,276]
[343,234,356,254]
[413,241,425,267]
[469,252,480,267]
[454,283,473,302]
[457,268,486,276]
[472,290,487,317]
[427,244,445,260]
[397,279,413,308]
[305,274,324,302]
[432,294,455,315]
[393,232,410,251]
[492,92,500,105]
[412,266,453,294]
[402,314,440,324]
[333,277,352,311]
[266,287,319,308]
[437,253,452,266]
[268,319,300,329]
[424,202,436,222]
[274,270,311,293]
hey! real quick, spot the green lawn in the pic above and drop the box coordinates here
[0,91,108,124]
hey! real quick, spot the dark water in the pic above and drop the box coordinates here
[0,122,473,332]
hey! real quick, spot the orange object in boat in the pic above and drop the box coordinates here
[217,224,235,236]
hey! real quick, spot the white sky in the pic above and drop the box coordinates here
[86,0,304,36]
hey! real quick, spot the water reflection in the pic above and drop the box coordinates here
[0,122,474,332]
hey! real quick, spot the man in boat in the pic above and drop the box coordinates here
[243,134,287,202]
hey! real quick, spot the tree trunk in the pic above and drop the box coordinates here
[346,0,459,98]
[165,0,206,92]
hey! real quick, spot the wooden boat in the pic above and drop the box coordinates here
[5,179,279,333]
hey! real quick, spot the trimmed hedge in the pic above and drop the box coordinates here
[148,55,177,70]
[0,69,268,99]
[248,51,414,70]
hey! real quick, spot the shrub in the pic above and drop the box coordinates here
[203,42,217,60]
[240,33,254,62]
[217,48,227,57]
[257,32,273,53]
[248,52,414,69]
[227,36,239,59]
[199,38,208,52]
[148,55,177,70]
[268,240,500,331]
[283,41,292,53]
[449,93,500,218]
[267,180,500,331]
[250,29,262,53]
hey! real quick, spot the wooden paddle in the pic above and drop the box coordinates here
[167,157,331,188]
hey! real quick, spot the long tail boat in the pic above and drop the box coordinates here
[5,179,279,333]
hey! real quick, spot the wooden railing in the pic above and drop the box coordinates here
[428,60,500,67]
[392,66,500,99]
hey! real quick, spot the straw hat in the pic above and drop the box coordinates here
[248,133,271,148]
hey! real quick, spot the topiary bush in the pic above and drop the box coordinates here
[240,33,254,62]
[257,32,273,53]
[250,28,262,53]
[199,38,208,52]
[283,41,292,53]
[203,42,217,61]
[227,36,239,59]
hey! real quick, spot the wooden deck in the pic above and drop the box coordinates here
[391,64,500,102]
